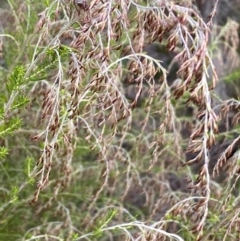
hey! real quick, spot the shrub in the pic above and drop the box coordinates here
[0,0,240,241]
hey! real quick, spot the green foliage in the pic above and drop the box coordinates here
[10,185,19,203]
[28,45,71,82]
[0,147,8,159]
[24,156,35,185]
[11,93,29,109]
[224,69,240,99]
[92,209,117,238]
[0,118,21,137]
[224,70,240,83]
[6,65,26,92]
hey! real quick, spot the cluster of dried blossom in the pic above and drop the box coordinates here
[26,0,240,240]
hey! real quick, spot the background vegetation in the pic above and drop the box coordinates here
[0,0,239,241]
